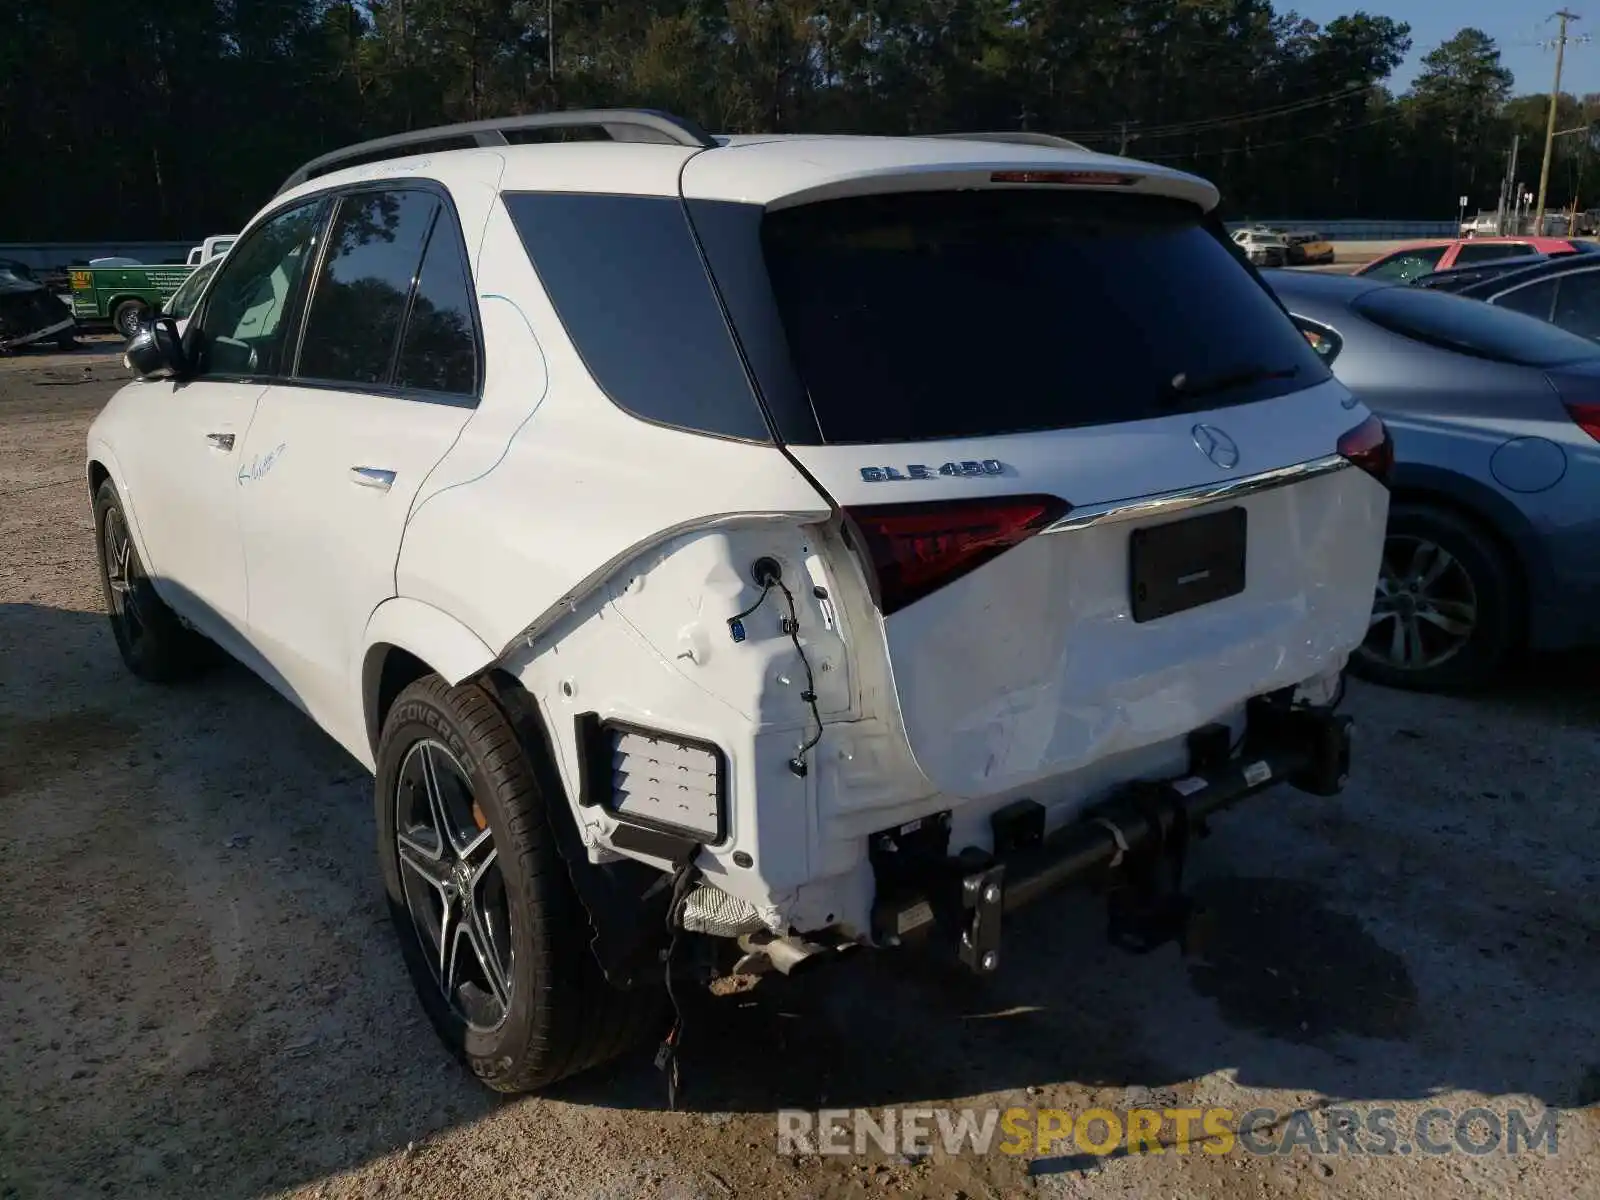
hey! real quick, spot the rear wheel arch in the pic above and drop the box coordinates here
[360,597,499,759]
[363,647,575,822]
[85,456,159,585]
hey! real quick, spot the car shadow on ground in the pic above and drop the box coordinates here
[1477,650,1600,727]
[2,601,1596,1199]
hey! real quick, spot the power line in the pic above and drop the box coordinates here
[1055,84,1377,143]
[1126,87,1463,162]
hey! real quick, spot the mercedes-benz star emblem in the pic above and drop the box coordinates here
[1192,423,1240,470]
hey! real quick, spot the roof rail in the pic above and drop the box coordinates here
[928,131,1093,153]
[274,108,717,196]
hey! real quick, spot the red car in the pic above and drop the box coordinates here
[1354,236,1598,283]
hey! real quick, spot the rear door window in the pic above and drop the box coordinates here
[1454,242,1530,265]
[296,188,440,386]
[1353,284,1600,366]
[757,189,1328,443]
[394,214,480,395]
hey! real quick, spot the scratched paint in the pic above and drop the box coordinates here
[237,442,286,486]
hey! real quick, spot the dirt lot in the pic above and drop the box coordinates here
[1,340,1597,1200]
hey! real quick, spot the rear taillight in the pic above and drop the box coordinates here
[1337,414,1393,486]
[842,495,1070,616]
[1566,401,1600,443]
[990,169,1137,186]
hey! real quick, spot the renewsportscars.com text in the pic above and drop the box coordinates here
[777,1105,1561,1159]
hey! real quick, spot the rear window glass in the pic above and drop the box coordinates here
[1352,285,1600,367]
[758,189,1329,443]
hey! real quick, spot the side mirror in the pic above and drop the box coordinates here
[1293,314,1343,366]
[122,314,189,380]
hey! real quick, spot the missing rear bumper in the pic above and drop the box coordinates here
[869,693,1354,973]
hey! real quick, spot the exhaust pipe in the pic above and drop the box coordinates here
[735,931,838,977]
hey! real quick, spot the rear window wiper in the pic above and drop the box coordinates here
[1163,363,1300,403]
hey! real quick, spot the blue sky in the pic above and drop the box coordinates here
[1293,2,1600,96]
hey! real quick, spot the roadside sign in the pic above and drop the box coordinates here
[1459,195,1469,207]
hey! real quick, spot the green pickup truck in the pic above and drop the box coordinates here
[69,263,198,337]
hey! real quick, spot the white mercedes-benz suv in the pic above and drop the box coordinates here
[88,109,1390,1096]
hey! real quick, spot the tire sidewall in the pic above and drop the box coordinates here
[93,480,144,669]
[1353,504,1517,691]
[374,687,546,1079]
[93,479,204,680]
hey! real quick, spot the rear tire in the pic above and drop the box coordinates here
[374,675,663,1093]
[93,478,211,682]
[1349,503,1518,693]
[112,299,148,339]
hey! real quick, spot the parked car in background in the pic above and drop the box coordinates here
[1459,211,1500,236]
[1231,226,1290,265]
[1441,254,1600,342]
[1282,230,1335,265]
[1354,236,1597,284]
[1266,268,1600,691]
[0,259,77,351]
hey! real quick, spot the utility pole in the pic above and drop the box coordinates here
[1501,132,1521,233]
[1117,120,1138,155]
[548,0,556,81]
[1535,10,1582,230]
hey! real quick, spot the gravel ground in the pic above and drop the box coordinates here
[1,339,1597,1200]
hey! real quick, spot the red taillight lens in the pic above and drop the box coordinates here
[843,495,1070,616]
[1566,401,1600,443]
[1337,414,1393,486]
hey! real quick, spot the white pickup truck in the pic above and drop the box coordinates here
[184,234,237,266]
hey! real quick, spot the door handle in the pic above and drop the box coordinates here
[349,466,396,491]
[205,433,235,451]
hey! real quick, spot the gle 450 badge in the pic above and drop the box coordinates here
[860,460,1006,482]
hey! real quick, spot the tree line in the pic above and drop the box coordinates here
[5,1,1600,240]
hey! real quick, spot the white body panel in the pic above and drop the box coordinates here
[785,380,1384,799]
[100,378,265,649]
[234,386,473,755]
